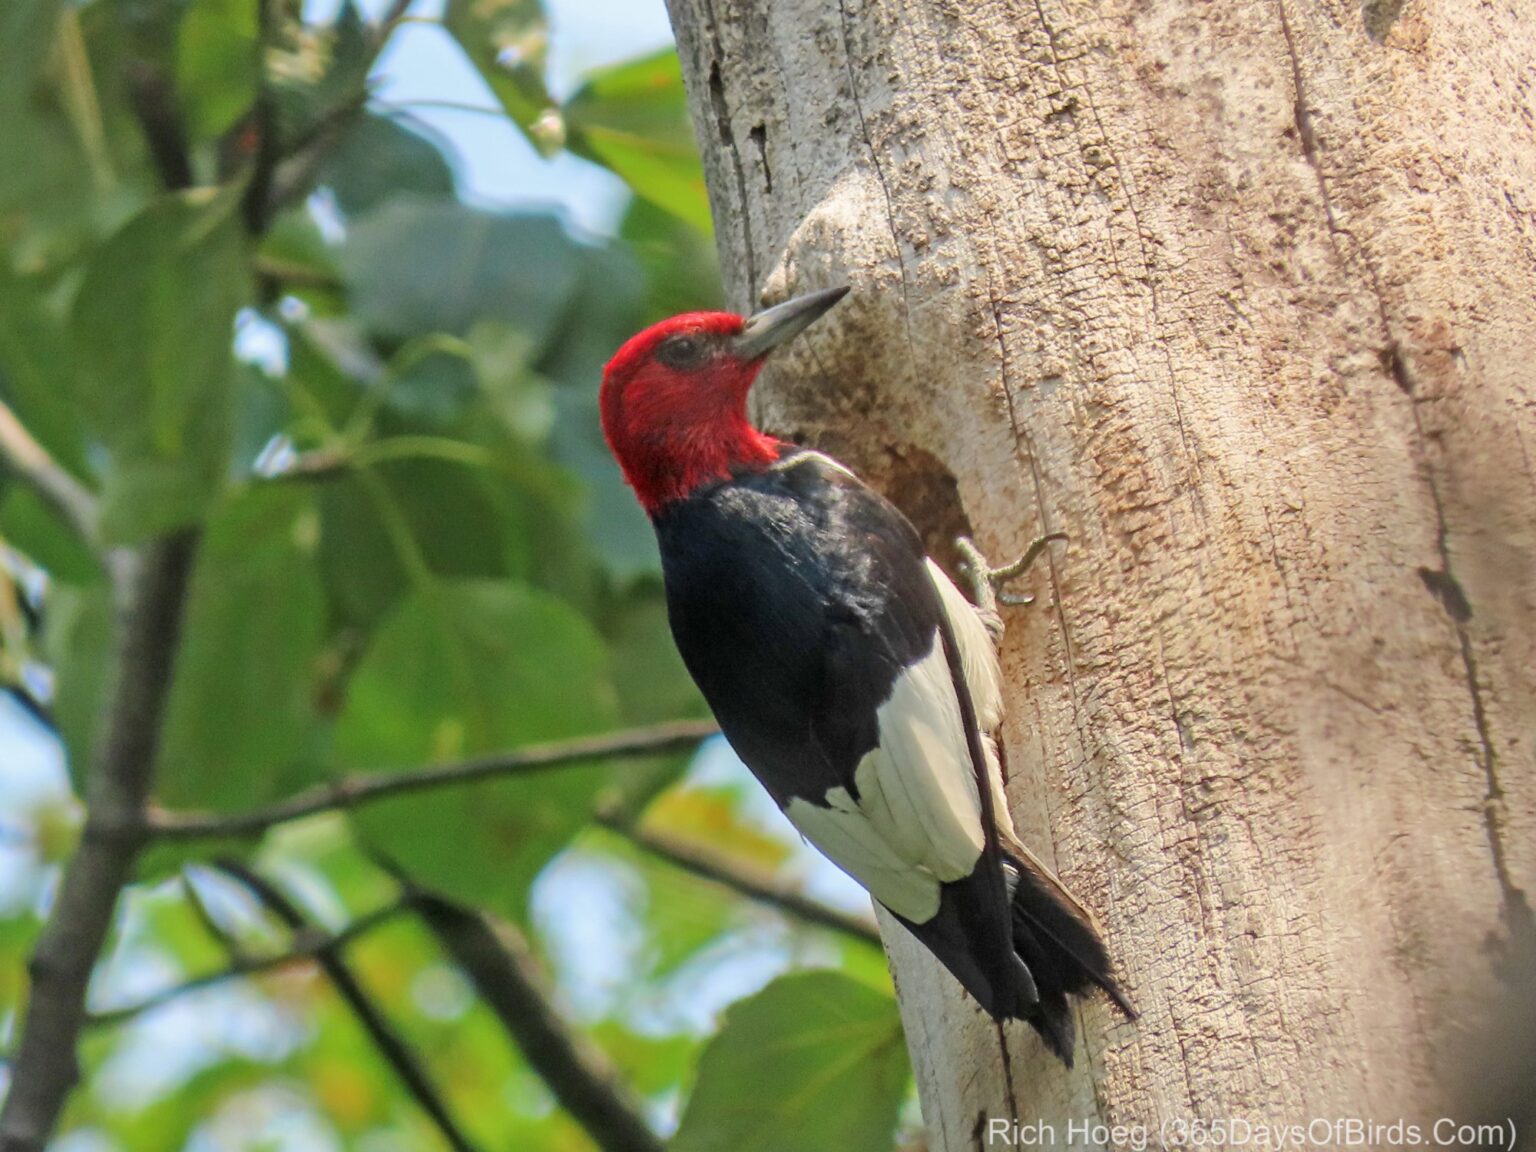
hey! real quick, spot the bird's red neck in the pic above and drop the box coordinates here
[609,408,781,514]
[600,312,783,514]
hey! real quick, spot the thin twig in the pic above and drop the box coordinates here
[2,685,56,735]
[596,813,883,947]
[0,400,99,549]
[0,533,199,1152]
[413,892,665,1152]
[241,0,282,236]
[264,89,369,221]
[87,899,410,1030]
[178,869,250,963]
[379,98,506,118]
[124,60,194,192]
[259,0,411,223]
[150,720,719,840]
[214,860,481,1152]
[378,0,416,35]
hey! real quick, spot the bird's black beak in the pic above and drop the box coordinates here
[733,286,849,362]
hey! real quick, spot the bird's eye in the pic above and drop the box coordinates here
[657,334,707,369]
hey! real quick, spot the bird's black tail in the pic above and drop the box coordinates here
[1004,850,1136,1066]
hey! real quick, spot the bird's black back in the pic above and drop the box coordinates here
[652,450,943,807]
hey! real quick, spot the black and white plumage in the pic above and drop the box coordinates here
[654,448,1131,1061]
[600,289,1132,1064]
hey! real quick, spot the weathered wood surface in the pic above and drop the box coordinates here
[666,0,1536,1146]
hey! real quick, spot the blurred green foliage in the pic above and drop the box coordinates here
[0,1,912,1150]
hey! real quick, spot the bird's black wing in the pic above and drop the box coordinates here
[654,450,946,803]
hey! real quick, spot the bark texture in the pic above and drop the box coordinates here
[664,0,1536,1144]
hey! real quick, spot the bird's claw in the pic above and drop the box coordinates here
[955,532,1069,619]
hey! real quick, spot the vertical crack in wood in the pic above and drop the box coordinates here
[701,0,759,295]
[982,265,1117,1135]
[1151,626,1216,1116]
[1275,0,1531,951]
[980,263,1079,719]
[835,0,918,367]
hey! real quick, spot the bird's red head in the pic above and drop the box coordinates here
[601,287,848,514]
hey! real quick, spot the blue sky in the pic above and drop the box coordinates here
[352,0,677,233]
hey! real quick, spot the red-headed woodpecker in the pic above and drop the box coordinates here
[601,287,1132,1063]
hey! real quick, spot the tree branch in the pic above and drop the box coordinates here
[596,813,884,947]
[413,892,665,1152]
[86,899,409,1030]
[256,0,414,227]
[124,60,194,192]
[262,89,368,219]
[1,9,433,1150]
[150,720,719,840]
[0,532,199,1152]
[214,860,481,1152]
[240,0,282,236]
[0,399,99,549]
[379,0,415,30]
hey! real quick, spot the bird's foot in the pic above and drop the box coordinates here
[955,532,1069,636]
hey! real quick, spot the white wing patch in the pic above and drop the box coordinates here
[925,559,1003,729]
[785,629,986,923]
[784,562,1027,922]
[926,559,1023,848]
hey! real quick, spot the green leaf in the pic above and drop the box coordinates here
[464,322,553,443]
[0,261,88,477]
[315,455,541,632]
[340,199,581,346]
[176,0,259,139]
[266,2,372,148]
[381,342,479,423]
[589,590,705,815]
[0,487,101,585]
[94,459,216,543]
[631,847,743,980]
[313,471,406,631]
[231,363,294,478]
[0,0,62,109]
[1,5,140,268]
[333,579,619,915]
[155,485,326,812]
[443,0,556,152]
[286,318,374,430]
[0,914,44,1019]
[536,240,644,390]
[259,208,342,298]
[671,972,910,1152]
[531,241,654,578]
[0,96,93,222]
[321,114,457,219]
[622,195,724,324]
[70,191,251,542]
[603,590,702,725]
[565,49,711,232]
[44,583,113,790]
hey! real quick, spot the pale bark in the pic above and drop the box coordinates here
[664,0,1536,1145]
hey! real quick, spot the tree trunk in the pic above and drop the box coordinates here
[665,0,1536,1145]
